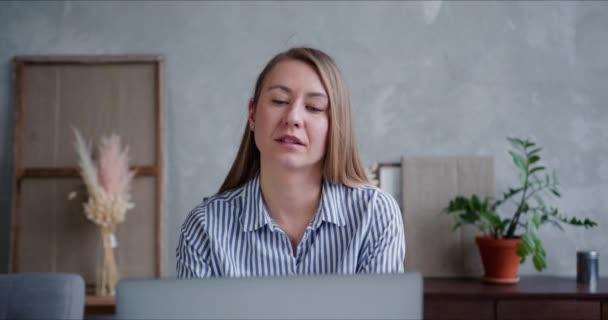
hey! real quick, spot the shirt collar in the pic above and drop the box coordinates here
[311,178,347,228]
[240,175,272,232]
[239,175,347,232]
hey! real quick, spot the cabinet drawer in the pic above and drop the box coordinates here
[497,300,600,320]
[425,298,494,320]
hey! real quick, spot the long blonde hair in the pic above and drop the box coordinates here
[219,47,369,193]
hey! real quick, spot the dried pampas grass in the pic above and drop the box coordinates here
[73,128,135,227]
[73,128,135,296]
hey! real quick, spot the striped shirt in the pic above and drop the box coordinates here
[176,175,405,278]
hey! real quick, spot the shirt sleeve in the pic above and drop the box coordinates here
[176,205,214,278]
[358,190,406,274]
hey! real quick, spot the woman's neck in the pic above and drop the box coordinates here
[258,163,323,226]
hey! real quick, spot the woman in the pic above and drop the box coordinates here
[176,47,405,277]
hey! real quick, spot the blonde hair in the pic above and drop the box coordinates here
[219,47,369,192]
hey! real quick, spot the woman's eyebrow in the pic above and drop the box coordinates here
[267,84,327,99]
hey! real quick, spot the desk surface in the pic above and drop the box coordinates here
[425,276,608,299]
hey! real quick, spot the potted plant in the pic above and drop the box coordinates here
[445,137,597,284]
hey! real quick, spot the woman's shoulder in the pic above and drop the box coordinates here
[182,186,246,230]
[333,182,396,202]
[203,186,245,208]
[346,184,402,225]
[322,183,400,233]
[322,183,403,249]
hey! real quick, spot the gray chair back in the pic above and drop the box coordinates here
[0,272,85,320]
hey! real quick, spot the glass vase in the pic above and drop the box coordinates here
[96,227,119,296]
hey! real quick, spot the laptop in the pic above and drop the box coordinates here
[116,273,423,320]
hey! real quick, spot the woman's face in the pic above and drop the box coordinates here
[250,59,329,173]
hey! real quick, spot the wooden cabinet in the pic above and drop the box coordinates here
[86,276,607,318]
[425,298,494,320]
[496,300,600,320]
[425,277,608,320]
[85,296,115,316]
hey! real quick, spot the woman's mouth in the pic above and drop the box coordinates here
[276,135,304,146]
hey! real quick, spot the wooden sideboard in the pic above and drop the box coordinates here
[85,276,607,319]
[425,276,608,320]
[85,295,115,316]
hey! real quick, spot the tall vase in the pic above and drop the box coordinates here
[96,226,119,296]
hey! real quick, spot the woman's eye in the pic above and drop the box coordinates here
[306,106,323,112]
[272,99,288,105]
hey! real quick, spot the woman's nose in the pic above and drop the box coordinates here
[283,103,303,128]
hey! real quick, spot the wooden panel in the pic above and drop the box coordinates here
[21,64,156,167]
[115,177,156,279]
[20,166,157,178]
[603,302,607,320]
[11,55,164,281]
[17,178,95,274]
[454,158,495,276]
[497,300,600,320]
[401,156,494,277]
[401,157,459,276]
[16,177,157,284]
[425,298,494,320]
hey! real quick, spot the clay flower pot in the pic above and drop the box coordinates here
[476,236,523,284]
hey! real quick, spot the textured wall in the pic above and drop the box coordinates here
[1,1,607,276]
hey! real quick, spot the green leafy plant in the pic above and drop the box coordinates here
[446,137,597,271]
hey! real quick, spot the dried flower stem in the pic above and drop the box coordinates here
[73,128,134,296]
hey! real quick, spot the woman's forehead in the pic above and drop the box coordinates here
[262,60,327,95]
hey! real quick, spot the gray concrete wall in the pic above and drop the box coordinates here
[1,1,607,276]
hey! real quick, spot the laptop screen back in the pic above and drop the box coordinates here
[116,273,422,320]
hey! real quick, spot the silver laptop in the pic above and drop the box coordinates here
[116,273,422,320]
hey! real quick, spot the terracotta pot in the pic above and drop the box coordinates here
[476,236,523,284]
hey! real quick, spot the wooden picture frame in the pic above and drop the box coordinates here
[376,162,402,207]
[10,55,165,289]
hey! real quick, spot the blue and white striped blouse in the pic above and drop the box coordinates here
[176,175,405,278]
